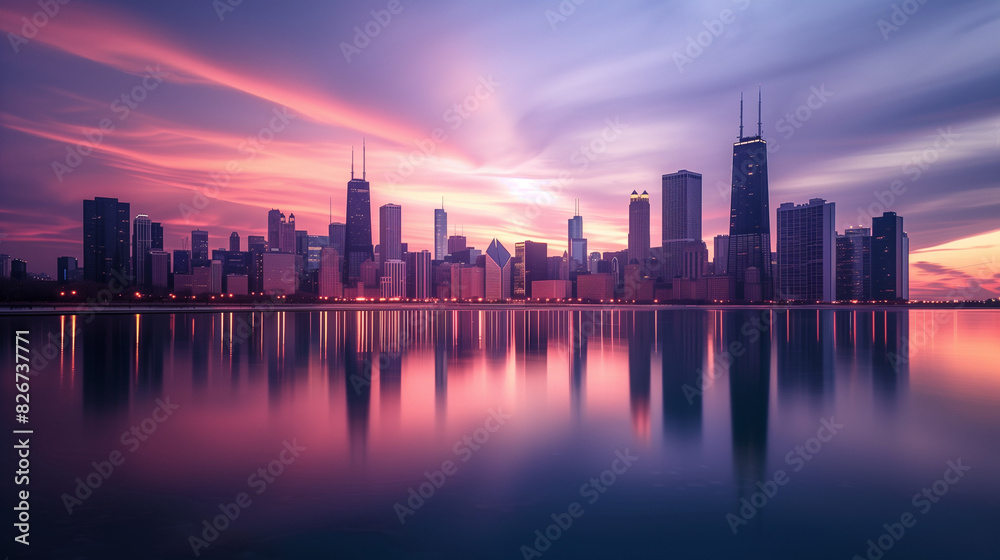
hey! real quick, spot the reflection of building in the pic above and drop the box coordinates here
[727,92,773,301]
[724,309,771,493]
[872,212,909,301]
[775,310,834,405]
[776,198,836,302]
[628,311,654,440]
[485,238,512,301]
[660,310,705,440]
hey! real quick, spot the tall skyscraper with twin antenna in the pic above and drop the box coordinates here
[727,88,773,301]
[344,141,374,282]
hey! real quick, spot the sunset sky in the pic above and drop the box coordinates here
[1,0,998,298]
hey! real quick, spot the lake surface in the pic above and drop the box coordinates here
[3,308,999,559]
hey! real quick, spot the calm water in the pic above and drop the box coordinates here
[3,308,999,559]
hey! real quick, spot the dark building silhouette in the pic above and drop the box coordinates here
[83,196,130,283]
[229,231,240,252]
[191,229,209,261]
[836,227,872,301]
[727,91,773,301]
[515,240,548,298]
[345,144,374,281]
[151,221,163,251]
[872,212,909,301]
[628,190,650,267]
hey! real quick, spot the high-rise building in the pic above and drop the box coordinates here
[173,250,191,275]
[662,170,703,279]
[0,254,10,278]
[151,222,163,251]
[836,227,871,301]
[514,241,548,299]
[345,144,374,281]
[229,231,240,252]
[379,203,403,263]
[776,198,836,302]
[628,190,650,266]
[485,238,512,301]
[191,229,209,261]
[148,251,170,289]
[267,209,281,251]
[57,256,78,283]
[328,222,346,256]
[381,259,406,298]
[262,252,297,294]
[318,247,342,298]
[10,259,27,281]
[447,234,466,256]
[132,214,152,286]
[279,214,295,253]
[414,250,432,299]
[307,235,329,271]
[713,235,730,275]
[872,212,909,301]
[726,91,773,301]
[247,235,266,254]
[567,200,587,272]
[295,229,309,258]
[434,203,448,261]
[83,196,130,284]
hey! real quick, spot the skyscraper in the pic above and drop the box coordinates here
[151,222,163,251]
[836,227,871,301]
[662,170,703,279]
[318,247,343,298]
[57,256,78,282]
[726,91,773,301]
[485,238,512,301]
[713,234,730,275]
[776,198,836,302]
[379,203,403,262]
[328,222,346,256]
[381,259,406,298]
[229,231,240,252]
[267,209,281,251]
[872,212,909,301]
[447,234,467,256]
[132,214,152,287]
[191,229,209,261]
[514,240,548,298]
[434,201,448,261]
[628,190,650,266]
[280,213,296,253]
[83,196,130,283]
[344,144,374,281]
[567,200,587,272]
[414,250,432,299]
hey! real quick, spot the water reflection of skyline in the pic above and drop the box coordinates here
[69,309,913,469]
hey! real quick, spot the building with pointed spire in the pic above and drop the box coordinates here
[727,88,773,301]
[434,199,447,261]
[344,141,374,282]
[567,200,587,272]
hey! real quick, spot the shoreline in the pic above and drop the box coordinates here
[0,302,992,316]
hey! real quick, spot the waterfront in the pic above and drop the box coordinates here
[3,308,998,559]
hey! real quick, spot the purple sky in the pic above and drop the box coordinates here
[1,0,998,297]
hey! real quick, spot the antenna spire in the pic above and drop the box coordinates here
[362,138,366,180]
[441,196,444,210]
[757,85,762,137]
[739,92,744,139]
[351,145,355,179]
[329,197,331,223]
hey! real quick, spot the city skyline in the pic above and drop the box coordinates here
[1,1,998,299]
